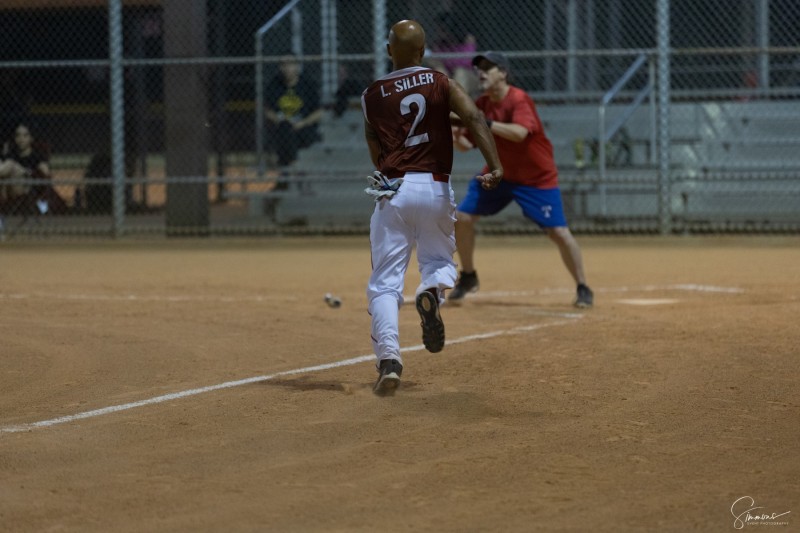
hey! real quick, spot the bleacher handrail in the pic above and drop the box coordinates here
[598,53,657,215]
[254,0,304,179]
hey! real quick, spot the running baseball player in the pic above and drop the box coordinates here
[361,19,503,395]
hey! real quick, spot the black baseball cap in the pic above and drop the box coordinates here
[471,51,511,73]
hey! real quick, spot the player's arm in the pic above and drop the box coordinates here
[488,120,529,143]
[449,79,503,188]
[491,93,537,142]
[364,119,381,168]
[449,111,464,127]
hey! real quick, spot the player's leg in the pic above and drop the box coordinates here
[367,198,413,379]
[546,226,587,286]
[545,226,593,307]
[415,180,458,299]
[513,186,593,307]
[413,175,458,353]
[448,212,481,302]
[454,211,479,273]
[449,178,511,302]
[370,291,403,394]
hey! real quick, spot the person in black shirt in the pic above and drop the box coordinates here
[264,55,323,169]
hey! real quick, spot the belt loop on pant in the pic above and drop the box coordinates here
[433,173,450,183]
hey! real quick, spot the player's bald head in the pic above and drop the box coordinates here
[387,19,426,69]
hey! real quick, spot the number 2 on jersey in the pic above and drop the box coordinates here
[400,94,429,147]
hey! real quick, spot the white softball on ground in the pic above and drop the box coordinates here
[324,293,342,308]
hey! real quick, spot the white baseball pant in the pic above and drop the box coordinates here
[367,172,458,367]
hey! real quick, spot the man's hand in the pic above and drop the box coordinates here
[476,169,503,190]
[452,126,473,152]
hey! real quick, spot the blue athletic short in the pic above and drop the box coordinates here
[457,177,567,228]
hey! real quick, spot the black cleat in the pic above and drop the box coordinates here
[416,290,445,353]
[575,283,594,308]
[373,359,403,395]
[447,271,479,303]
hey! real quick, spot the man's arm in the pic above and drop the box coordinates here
[456,109,529,143]
[294,108,324,130]
[494,89,539,142]
[264,107,281,124]
[448,79,503,188]
[449,111,464,127]
[452,126,473,152]
[451,99,530,143]
[364,120,381,168]
[488,121,528,143]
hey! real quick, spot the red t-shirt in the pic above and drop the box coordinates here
[361,67,453,178]
[468,86,559,189]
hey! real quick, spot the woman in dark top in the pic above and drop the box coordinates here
[0,123,66,215]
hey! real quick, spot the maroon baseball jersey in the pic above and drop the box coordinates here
[361,66,453,178]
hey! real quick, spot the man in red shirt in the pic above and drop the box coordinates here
[449,51,593,308]
[361,21,503,394]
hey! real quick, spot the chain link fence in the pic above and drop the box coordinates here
[1,0,798,239]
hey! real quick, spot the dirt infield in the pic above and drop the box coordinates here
[1,235,798,532]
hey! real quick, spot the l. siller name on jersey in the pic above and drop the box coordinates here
[380,72,435,97]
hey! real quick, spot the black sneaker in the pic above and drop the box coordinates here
[373,358,403,395]
[416,290,445,353]
[575,283,594,308]
[447,271,479,303]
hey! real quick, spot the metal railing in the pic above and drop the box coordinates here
[597,53,656,215]
[254,0,304,179]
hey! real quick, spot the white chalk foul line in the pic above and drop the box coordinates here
[0,284,743,306]
[0,292,296,303]
[461,284,744,300]
[0,318,579,434]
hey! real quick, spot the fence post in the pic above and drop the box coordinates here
[320,0,338,106]
[756,0,770,90]
[598,104,607,216]
[108,0,125,237]
[372,0,386,81]
[164,0,210,235]
[656,0,672,235]
[566,0,578,96]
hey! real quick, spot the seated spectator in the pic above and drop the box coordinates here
[425,11,479,98]
[264,55,324,174]
[0,123,67,216]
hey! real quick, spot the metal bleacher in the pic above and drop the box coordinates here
[247,98,800,231]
